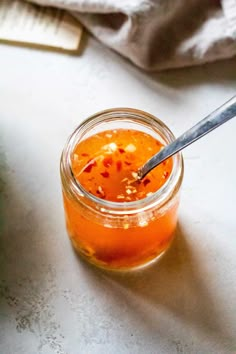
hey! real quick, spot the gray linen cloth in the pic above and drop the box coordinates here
[29,0,236,70]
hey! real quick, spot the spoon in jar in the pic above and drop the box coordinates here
[137,95,236,180]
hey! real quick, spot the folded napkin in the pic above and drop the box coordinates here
[29,0,236,70]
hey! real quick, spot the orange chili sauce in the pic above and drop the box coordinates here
[63,129,179,269]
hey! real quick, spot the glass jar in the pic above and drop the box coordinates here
[60,108,184,271]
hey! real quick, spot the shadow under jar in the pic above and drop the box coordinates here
[60,108,184,271]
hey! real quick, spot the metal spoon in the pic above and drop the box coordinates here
[138,95,236,180]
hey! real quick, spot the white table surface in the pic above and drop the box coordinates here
[0,36,236,354]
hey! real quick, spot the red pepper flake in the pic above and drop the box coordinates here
[84,159,97,173]
[163,171,169,179]
[162,161,167,166]
[103,156,113,168]
[81,153,89,157]
[118,148,125,154]
[100,171,109,178]
[116,160,122,172]
[124,161,131,166]
[143,178,151,187]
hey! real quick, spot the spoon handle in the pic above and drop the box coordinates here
[138,95,236,179]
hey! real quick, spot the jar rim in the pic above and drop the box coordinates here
[60,108,184,215]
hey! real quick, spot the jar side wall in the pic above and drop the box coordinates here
[62,190,180,269]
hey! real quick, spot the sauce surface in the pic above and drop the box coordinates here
[71,129,172,202]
